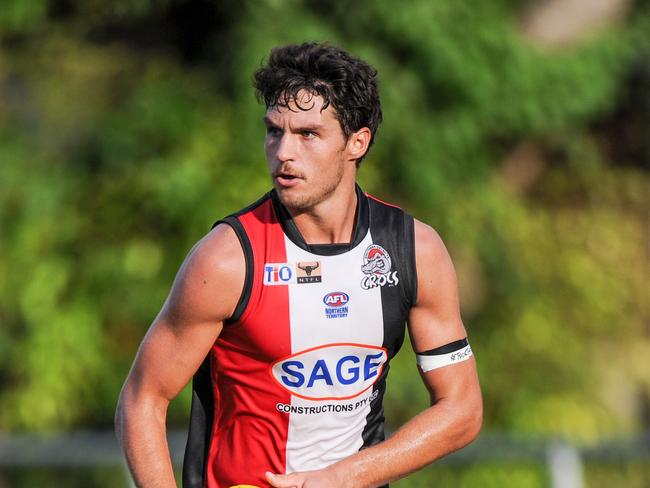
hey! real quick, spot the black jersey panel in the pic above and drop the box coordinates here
[403,213,417,307]
[360,196,416,486]
[182,355,213,488]
[366,196,416,359]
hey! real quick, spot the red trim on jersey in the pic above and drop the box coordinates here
[205,197,292,487]
[365,193,402,209]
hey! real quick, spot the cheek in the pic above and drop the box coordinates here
[264,142,277,170]
[321,140,345,163]
[308,139,338,161]
[264,139,278,162]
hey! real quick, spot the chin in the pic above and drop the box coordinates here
[276,177,342,212]
[275,186,318,211]
[277,191,312,211]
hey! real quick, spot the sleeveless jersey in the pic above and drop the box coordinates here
[183,185,417,488]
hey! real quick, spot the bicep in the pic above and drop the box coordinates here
[124,224,244,403]
[127,315,223,404]
[408,221,466,353]
[408,221,479,402]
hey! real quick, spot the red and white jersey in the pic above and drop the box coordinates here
[183,186,417,488]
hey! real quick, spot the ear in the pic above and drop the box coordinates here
[346,127,372,162]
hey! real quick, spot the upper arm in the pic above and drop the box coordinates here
[122,223,245,405]
[408,220,481,407]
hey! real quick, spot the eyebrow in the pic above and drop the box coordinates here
[262,116,324,132]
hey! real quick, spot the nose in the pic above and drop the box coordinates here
[275,133,296,163]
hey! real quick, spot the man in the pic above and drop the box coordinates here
[115,42,482,488]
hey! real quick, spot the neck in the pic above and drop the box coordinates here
[286,184,358,245]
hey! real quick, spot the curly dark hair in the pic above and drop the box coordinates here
[253,42,382,165]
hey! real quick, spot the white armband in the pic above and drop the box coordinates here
[416,338,473,372]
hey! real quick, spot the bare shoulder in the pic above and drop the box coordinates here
[414,219,448,263]
[183,223,244,279]
[164,222,245,325]
[413,219,457,297]
[409,221,464,350]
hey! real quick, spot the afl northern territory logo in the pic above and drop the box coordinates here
[360,244,399,290]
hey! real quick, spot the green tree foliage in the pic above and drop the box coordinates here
[0,0,647,455]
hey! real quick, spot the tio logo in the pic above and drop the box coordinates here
[263,263,294,285]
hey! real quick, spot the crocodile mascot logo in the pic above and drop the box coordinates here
[360,245,399,290]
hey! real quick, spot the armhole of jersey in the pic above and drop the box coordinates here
[212,216,254,324]
[404,213,418,307]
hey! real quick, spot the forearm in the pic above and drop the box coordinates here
[331,399,481,488]
[115,391,177,488]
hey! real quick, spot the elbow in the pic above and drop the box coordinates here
[115,381,139,441]
[446,395,482,451]
[114,387,128,441]
[459,396,483,447]
[114,381,170,442]
[465,404,483,444]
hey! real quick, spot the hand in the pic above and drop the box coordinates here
[265,468,348,488]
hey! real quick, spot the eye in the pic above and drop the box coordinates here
[266,126,282,137]
[301,130,317,139]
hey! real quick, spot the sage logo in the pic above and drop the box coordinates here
[270,343,388,400]
[360,244,399,290]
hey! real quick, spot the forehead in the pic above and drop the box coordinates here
[265,92,339,128]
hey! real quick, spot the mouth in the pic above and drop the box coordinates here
[274,171,303,187]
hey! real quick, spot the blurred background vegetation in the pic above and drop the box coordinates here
[0,0,648,486]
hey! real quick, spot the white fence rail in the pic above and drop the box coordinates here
[1,430,648,488]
